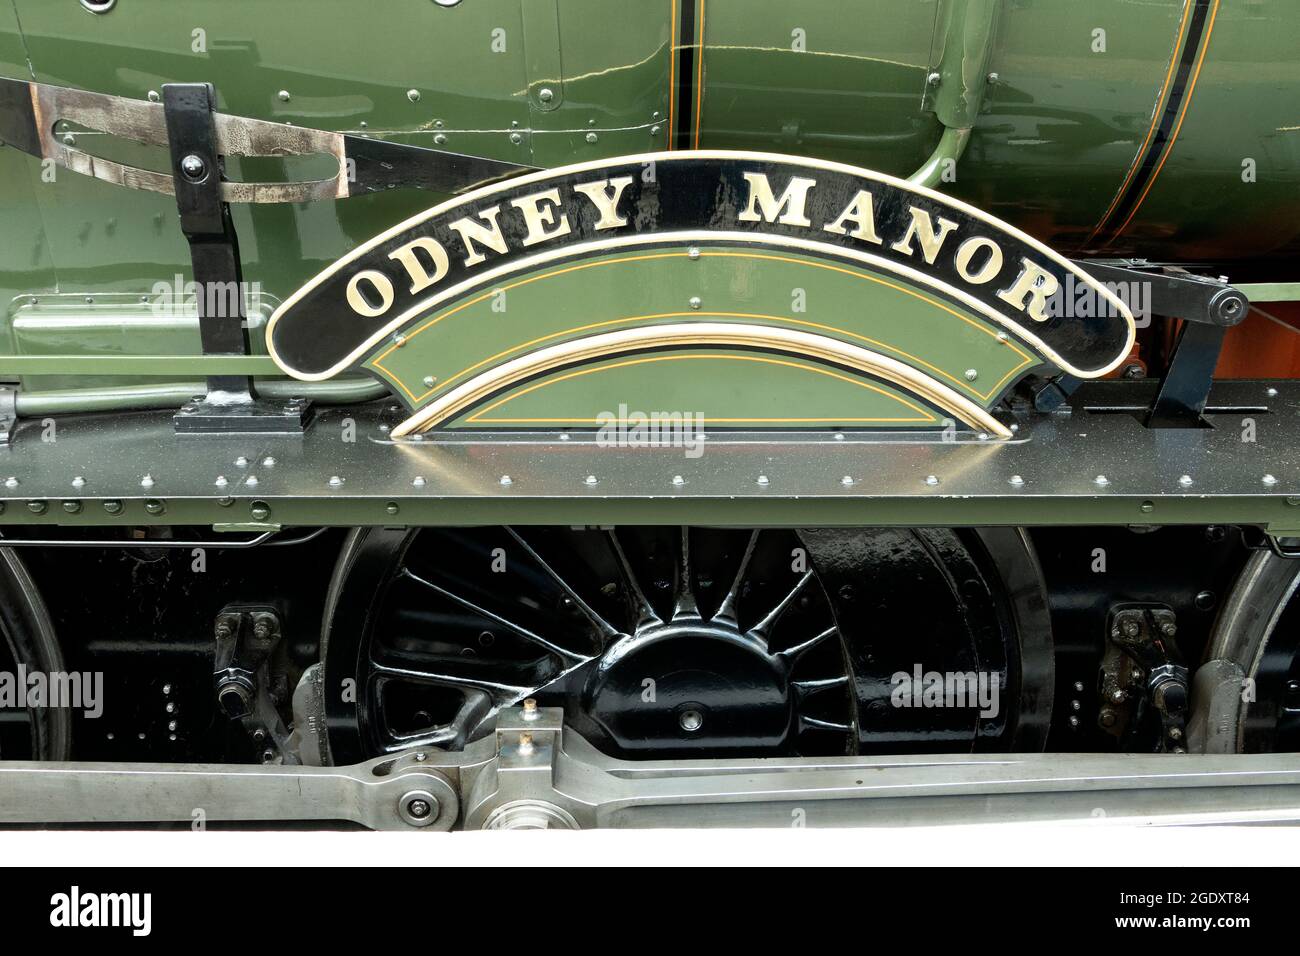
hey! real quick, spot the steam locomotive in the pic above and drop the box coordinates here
[0,0,1297,829]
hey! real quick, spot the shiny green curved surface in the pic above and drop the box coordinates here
[0,0,1296,393]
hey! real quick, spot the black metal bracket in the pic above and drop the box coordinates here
[161,83,311,435]
[1146,320,1226,427]
[1072,259,1249,328]
[1033,261,1248,426]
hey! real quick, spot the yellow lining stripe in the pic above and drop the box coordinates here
[692,0,706,149]
[1084,0,1195,244]
[1111,0,1220,238]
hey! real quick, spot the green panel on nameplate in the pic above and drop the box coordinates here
[364,245,1042,420]
[446,348,943,429]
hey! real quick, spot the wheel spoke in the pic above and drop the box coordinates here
[672,526,700,621]
[792,674,850,700]
[504,527,621,640]
[370,660,531,706]
[713,529,759,627]
[748,570,814,644]
[606,529,662,629]
[797,715,853,734]
[778,625,838,663]
[399,566,589,664]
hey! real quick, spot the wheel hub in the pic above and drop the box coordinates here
[583,622,791,754]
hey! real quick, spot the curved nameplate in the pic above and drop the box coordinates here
[268,150,1136,382]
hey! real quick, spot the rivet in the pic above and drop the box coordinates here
[538,87,555,103]
[1094,475,1109,486]
[586,132,598,144]
[840,476,854,486]
[328,476,344,488]
[650,125,661,135]
[1009,475,1025,486]
[103,500,123,515]
[964,368,978,381]
[412,476,426,487]
[147,90,161,103]
[997,331,1009,343]
[250,501,271,521]
[499,475,513,486]
[584,475,598,485]
[217,497,234,507]
[672,475,685,486]
[756,475,770,486]
[407,89,421,102]
[140,474,154,488]
[246,475,259,488]
[688,247,701,260]
[1267,387,1279,398]
[510,132,523,145]
[262,456,276,467]
[689,296,702,310]
[1178,474,1193,487]
[394,334,407,348]
[278,90,291,102]
[4,477,17,489]
[385,502,400,515]
[144,499,165,515]
[235,456,249,468]
[215,476,228,487]
[924,475,939,486]
[434,133,447,145]
[1140,501,1155,513]
[71,476,85,488]
[422,376,436,388]
[1263,474,1278,486]
[927,71,942,86]
[1287,496,1300,507]
[834,432,845,441]
[26,500,47,515]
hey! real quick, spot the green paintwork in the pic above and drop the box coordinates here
[0,1,1295,530]
[1238,282,1300,303]
[450,350,943,428]
[362,245,1041,426]
[926,0,1001,131]
[0,0,1293,376]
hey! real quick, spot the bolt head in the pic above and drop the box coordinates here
[179,154,207,181]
